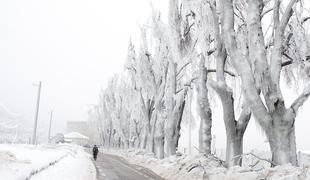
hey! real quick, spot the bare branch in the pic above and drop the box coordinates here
[138,88,147,113]
[209,0,222,53]
[291,85,310,113]
[207,48,216,56]
[207,69,236,77]
[282,53,293,67]
[183,77,198,87]
[232,153,276,166]
[176,72,185,82]
[145,53,158,88]
[271,0,297,87]
[176,38,198,77]
[209,0,228,82]
[261,7,273,18]
[302,17,310,25]
[282,60,293,67]
[236,108,251,134]
[234,4,246,23]
[176,88,183,94]
[154,61,169,108]
[177,62,191,77]
[285,32,293,48]
[234,11,245,23]
[126,66,137,74]
[279,0,297,30]
[184,22,195,37]
[273,0,280,29]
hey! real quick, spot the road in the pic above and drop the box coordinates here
[94,153,165,180]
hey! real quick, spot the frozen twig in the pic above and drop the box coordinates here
[231,153,276,167]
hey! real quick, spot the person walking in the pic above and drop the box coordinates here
[92,145,99,161]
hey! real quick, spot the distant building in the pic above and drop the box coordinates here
[66,121,100,145]
[64,132,89,146]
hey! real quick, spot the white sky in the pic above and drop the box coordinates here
[0,0,309,151]
[0,0,167,134]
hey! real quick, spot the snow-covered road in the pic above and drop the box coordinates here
[94,153,164,180]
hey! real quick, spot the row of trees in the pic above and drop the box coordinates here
[93,0,310,167]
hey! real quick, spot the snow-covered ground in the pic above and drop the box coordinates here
[103,149,310,180]
[0,144,96,180]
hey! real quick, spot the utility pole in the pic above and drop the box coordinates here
[48,110,53,143]
[32,81,42,145]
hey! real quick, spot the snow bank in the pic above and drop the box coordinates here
[0,144,95,180]
[31,146,96,180]
[103,149,310,180]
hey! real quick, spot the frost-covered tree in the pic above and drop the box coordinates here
[124,0,199,157]
[195,1,252,167]
[125,30,168,155]
[160,0,197,156]
[100,93,113,148]
[219,0,310,165]
[97,0,310,166]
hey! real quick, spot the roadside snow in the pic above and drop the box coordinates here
[30,146,96,180]
[0,144,96,180]
[103,149,310,180]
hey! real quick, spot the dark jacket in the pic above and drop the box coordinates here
[92,146,99,155]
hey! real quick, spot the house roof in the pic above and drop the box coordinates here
[64,132,89,140]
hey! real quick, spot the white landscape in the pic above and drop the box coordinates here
[0,144,95,180]
[0,0,310,180]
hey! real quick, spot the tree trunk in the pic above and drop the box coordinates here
[165,125,177,156]
[135,137,141,148]
[267,117,297,166]
[211,84,250,167]
[226,133,243,167]
[197,55,212,154]
[155,115,165,159]
[165,99,186,156]
[218,90,239,167]
[107,128,113,148]
[138,88,154,150]
[130,138,135,148]
[147,113,158,154]
[199,113,212,154]
[289,127,298,165]
[124,139,129,149]
[101,132,105,146]
[147,127,155,154]
[164,58,188,157]
[141,122,149,149]
[117,137,121,149]
[120,140,124,149]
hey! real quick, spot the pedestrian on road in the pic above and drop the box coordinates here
[92,145,99,161]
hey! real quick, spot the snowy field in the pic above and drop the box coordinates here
[0,144,96,180]
[103,149,310,180]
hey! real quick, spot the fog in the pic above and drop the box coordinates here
[0,0,167,134]
[0,0,309,152]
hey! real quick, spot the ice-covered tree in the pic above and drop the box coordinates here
[219,0,310,165]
